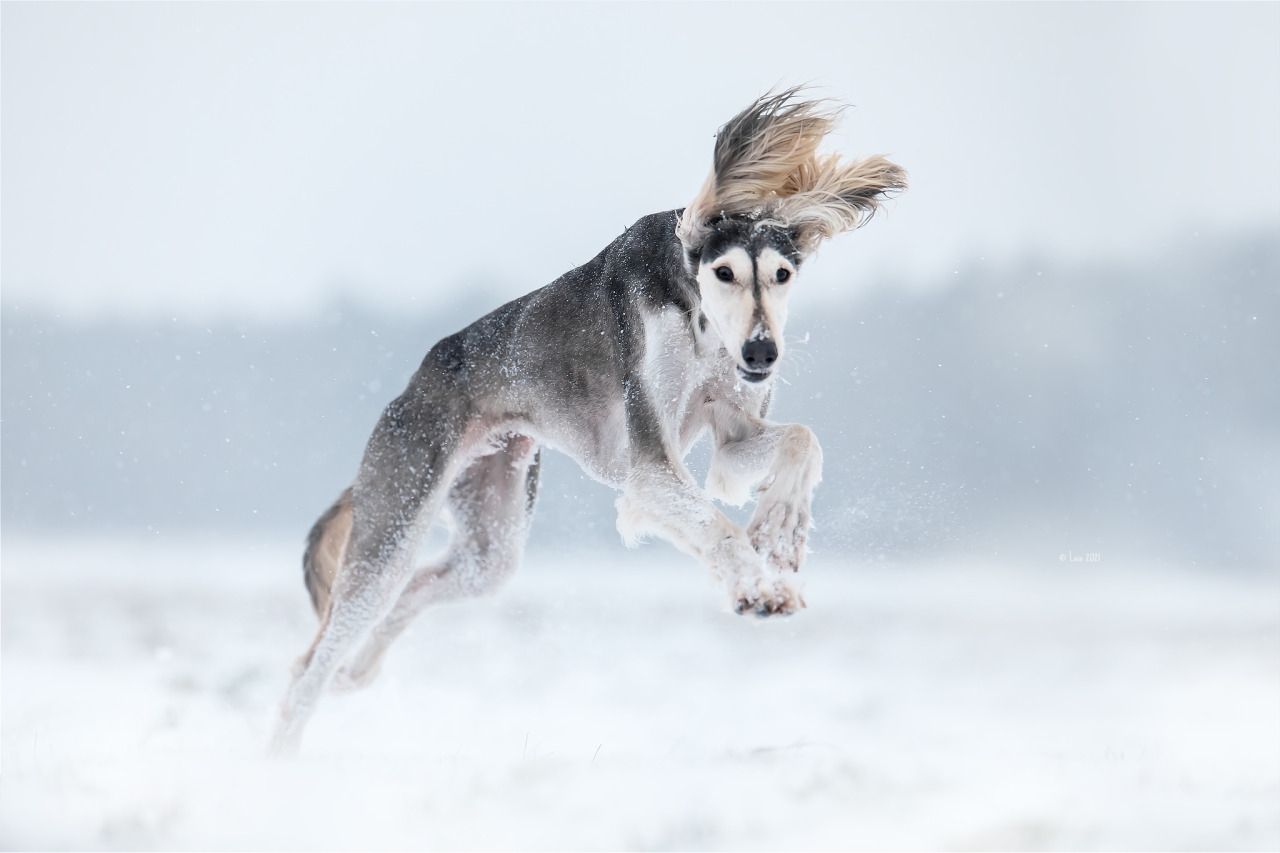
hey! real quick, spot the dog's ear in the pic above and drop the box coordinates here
[774,152,907,255]
[677,88,838,264]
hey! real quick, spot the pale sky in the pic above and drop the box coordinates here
[3,2,1278,319]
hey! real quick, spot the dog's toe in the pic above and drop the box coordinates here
[749,501,810,574]
[732,573,804,618]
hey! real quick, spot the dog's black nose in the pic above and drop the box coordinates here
[742,338,778,371]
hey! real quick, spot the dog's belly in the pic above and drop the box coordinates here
[517,399,631,488]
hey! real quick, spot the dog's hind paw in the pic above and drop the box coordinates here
[328,660,382,694]
[731,573,806,618]
[748,499,811,573]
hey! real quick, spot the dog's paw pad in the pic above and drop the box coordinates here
[731,574,805,618]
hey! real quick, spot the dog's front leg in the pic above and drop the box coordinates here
[616,464,803,616]
[708,420,823,573]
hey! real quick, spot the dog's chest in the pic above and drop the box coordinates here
[639,308,709,424]
[640,306,763,445]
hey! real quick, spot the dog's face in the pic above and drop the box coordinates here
[693,220,802,383]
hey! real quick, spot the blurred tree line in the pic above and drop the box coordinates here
[4,232,1276,565]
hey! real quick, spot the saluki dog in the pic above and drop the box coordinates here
[271,89,906,754]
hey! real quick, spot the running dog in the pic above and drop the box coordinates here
[271,89,906,754]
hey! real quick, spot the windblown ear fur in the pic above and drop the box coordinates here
[676,88,906,261]
[774,152,908,254]
[677,88,838,256]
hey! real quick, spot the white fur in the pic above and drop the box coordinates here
[696,246,795,374]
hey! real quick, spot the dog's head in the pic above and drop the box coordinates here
[677,88,907,383]
[691,217,802,383]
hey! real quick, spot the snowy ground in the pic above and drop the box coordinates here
[2,535,1278,851]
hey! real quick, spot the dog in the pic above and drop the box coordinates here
[270,88,906,754]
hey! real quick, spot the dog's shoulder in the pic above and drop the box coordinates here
[585,210,696,317]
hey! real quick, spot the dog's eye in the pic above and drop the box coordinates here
[775,268,791,283]
[714,266,734,283]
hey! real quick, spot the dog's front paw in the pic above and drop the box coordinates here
[748,498,811,573]
[731,572,805,618]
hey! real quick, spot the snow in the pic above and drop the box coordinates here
[2,536,1278,850]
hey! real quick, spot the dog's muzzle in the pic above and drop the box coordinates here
[739,338,777,382]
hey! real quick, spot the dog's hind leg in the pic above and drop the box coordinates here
[269,396,468,756]
[331,434,541,691]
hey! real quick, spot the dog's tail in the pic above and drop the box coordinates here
[302,487,354,617]
[676,86,907,258]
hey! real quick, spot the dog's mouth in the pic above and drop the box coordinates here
[737,366,772,383]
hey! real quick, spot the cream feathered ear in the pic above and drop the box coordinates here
[676,87,839,258]
[677,89,907,263]
[773,152,907,255]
